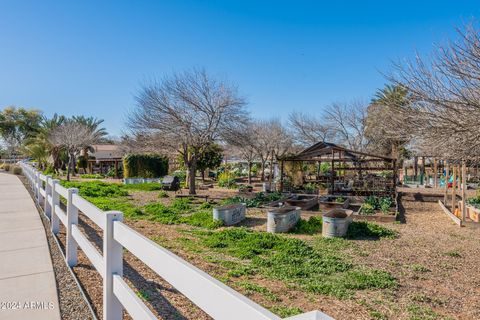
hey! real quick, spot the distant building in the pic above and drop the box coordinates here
[88,144,124,160]
[84,144,125,178]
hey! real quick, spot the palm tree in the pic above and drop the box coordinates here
[368,84,409,158]
[23,114,65,171]
[72,116,108,158]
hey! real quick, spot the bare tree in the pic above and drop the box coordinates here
[288,112,333,146]
[224,121,259,184]
[128,68,248,194]
[49,120,102,181]
[324,100,369,151]
[389,23,480,160]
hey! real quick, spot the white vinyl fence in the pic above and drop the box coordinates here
[20,163,333,320]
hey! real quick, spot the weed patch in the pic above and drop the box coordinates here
[291,216,323,234]
[346,221,398,239]
[60,180,128,198]
[199,228,396,298]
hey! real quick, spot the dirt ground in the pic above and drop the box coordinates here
[55,189,480,320]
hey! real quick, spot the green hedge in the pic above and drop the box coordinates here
[123,154,168,178]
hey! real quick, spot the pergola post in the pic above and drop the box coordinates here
[451,165,456,213]
[330,150,335,194]
[444,161,449,204]
[279,160,284,192]
[433,158,438,188]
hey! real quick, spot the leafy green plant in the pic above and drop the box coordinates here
[360,203,375,215]
[335,196,346,203]
[291,216,322,234]
[361,196,393,214]
[303,182,318,192]
[346,221,398,239]
[379,197,393,213]
[466,196,480,209]
[222,192,282,208]
[218,172,237,189]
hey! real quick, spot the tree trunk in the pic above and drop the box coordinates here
[268,153,274,188]
[188,162,197,195]
[261,159,266,181]
[201,170,205,183]
[66,153,72,181]
[247,161,252,185]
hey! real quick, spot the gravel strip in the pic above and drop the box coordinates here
[19,176,95,320]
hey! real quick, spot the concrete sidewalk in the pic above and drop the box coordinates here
[0,173,60,320]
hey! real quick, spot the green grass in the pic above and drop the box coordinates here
[199,228,396,298]
[445,250,462,258]
[58,180,222,229]
[60,180,128,197]
[407,304,440,320]
[87,197,144,218]
[410,264,430,273]
[142,199,222,229]
[79,173,104,179]
[237,281,279,302]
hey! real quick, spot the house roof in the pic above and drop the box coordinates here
[285,141,393,162]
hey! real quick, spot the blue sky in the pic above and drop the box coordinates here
[1,1,479,136]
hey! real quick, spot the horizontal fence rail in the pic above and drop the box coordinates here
[19,162,334,320]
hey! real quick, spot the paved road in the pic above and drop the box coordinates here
[0,173,60,320]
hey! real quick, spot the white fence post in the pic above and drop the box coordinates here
[35,171,40,203]
[103,211,124,320]
[45,175,53,218]
[66,188,79,267]
[51,179,60,234]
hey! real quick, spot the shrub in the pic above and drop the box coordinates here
[291,216,323,234]
[123,154,168,178]
[12,166,22,175]
[77,155,88,171]
[217,172,237,189]
[3,164,10,171]
[222,192,282,208]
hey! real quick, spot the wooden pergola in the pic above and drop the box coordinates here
[280,141,396,196]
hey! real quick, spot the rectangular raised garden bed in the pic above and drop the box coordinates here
[318,195,350,211]
[284,194,318,210]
